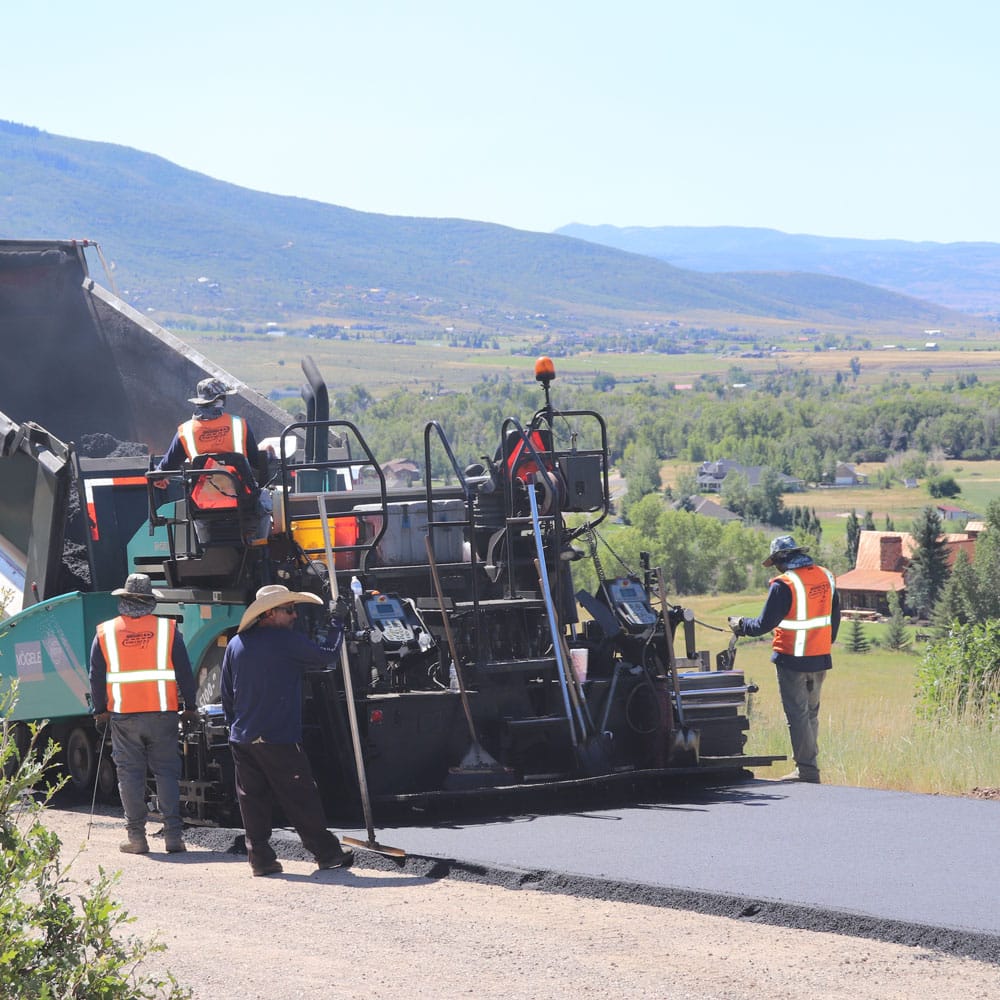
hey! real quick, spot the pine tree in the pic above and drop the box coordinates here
[863,509,876,532]
[883,589,911,651]
[846,617,870,653]
[884,513,895,531]
[905,506,950,619]
[970,498,1000,621]
[845,510,861,565]
[932,549,977,631]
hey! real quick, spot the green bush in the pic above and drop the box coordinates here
[0,685,191,1000]
[916,621,1000,720]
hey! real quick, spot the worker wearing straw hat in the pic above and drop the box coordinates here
[221,585,353,876]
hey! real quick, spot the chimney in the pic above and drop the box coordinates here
[880,535,903,571]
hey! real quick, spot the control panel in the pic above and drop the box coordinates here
[604,576,658,632]
[361,592,420,649]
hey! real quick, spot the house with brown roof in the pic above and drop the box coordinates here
[836,528,981,616]
[836,532,915,615]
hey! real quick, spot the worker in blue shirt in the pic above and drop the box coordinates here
[221,584,353,876]
[729,535,840,783]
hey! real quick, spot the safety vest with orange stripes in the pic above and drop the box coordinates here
[771,565,836,658]
[178,414,248,460]
[97,615,180,713]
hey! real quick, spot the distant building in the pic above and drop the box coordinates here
[381,458,421,488]
[673,495,742,523]
[696,459,803,494]
[837,528,981,616]
[937,503,976,522]
[833,462,866,487]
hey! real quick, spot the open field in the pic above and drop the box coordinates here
[175,326,1000,399]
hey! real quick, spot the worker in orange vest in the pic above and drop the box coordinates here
[728,535,840,783]
[157,377,262,472]
[89,574,198,854]
[154,376,272,537]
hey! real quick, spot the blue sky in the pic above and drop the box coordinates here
[4,1,997,243]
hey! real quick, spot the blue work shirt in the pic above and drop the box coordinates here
[741,567,841,673]
[220,624,342,744]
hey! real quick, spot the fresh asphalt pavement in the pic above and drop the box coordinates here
[293,778,1000,964]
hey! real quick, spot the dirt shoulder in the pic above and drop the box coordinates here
[37,803,999,1000]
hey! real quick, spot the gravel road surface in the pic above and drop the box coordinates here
[39,793,1000,1000]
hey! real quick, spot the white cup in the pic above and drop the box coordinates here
[569,647,589,684]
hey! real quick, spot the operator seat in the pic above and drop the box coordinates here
[184,451,262,547]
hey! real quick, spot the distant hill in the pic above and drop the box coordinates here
[555,223,1000,315]
[0,119,967,334]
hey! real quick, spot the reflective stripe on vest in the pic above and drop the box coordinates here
[98,616,179,713]
[178,415,247,459]
[773,565,836,658]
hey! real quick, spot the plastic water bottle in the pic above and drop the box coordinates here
[449,660,459,692]
[350,575,363,599]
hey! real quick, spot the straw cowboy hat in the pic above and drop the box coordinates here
[238,584,323,633]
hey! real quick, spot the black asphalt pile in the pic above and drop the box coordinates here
[77,432,148,459]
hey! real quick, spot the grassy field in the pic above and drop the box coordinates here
[175,326,1000,399]
[679,592,1000,795]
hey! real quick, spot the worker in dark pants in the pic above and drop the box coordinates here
[221,585,354,876]
[90,573,198,854]
[728,535,840,783]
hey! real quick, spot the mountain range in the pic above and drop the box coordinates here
[0,119,984,336]
[555,224,1000,315]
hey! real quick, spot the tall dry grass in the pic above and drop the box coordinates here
[735,639,1000,794]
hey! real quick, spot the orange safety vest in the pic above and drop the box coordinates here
[189,455,254,511]
[507,430,550,483]
[178,414,248,460]
[97,615,180,713]
[771,565,836,658]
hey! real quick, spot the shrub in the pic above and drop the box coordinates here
[916,621,1000,720]
[0,684,191,1000]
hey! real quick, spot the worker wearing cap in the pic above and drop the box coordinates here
[155,376,272,537]
[156,377,265,480]
[728,535,840,783]
[89,573,198,854]
[220,585,354,876]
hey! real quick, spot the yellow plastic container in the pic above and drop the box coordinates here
[290,515,359,569]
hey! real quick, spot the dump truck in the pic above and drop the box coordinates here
[0,239,780,823]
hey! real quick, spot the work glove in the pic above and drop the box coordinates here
[93,711,111,734]
[727,616,745,636]
[329,595,351,628]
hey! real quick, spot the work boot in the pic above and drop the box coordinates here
[119,833,150,854]
[316,847,354,870]
[165,836,187,853]
[251,860,284,877]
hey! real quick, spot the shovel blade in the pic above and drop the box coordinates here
[667,726,700,766]
[342,836,407,859]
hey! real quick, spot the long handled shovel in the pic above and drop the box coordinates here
[318,496,405,860]
[424,534,512,788]
[527,485,611,773]
[86,721,110,842]
[655,566,699,764]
